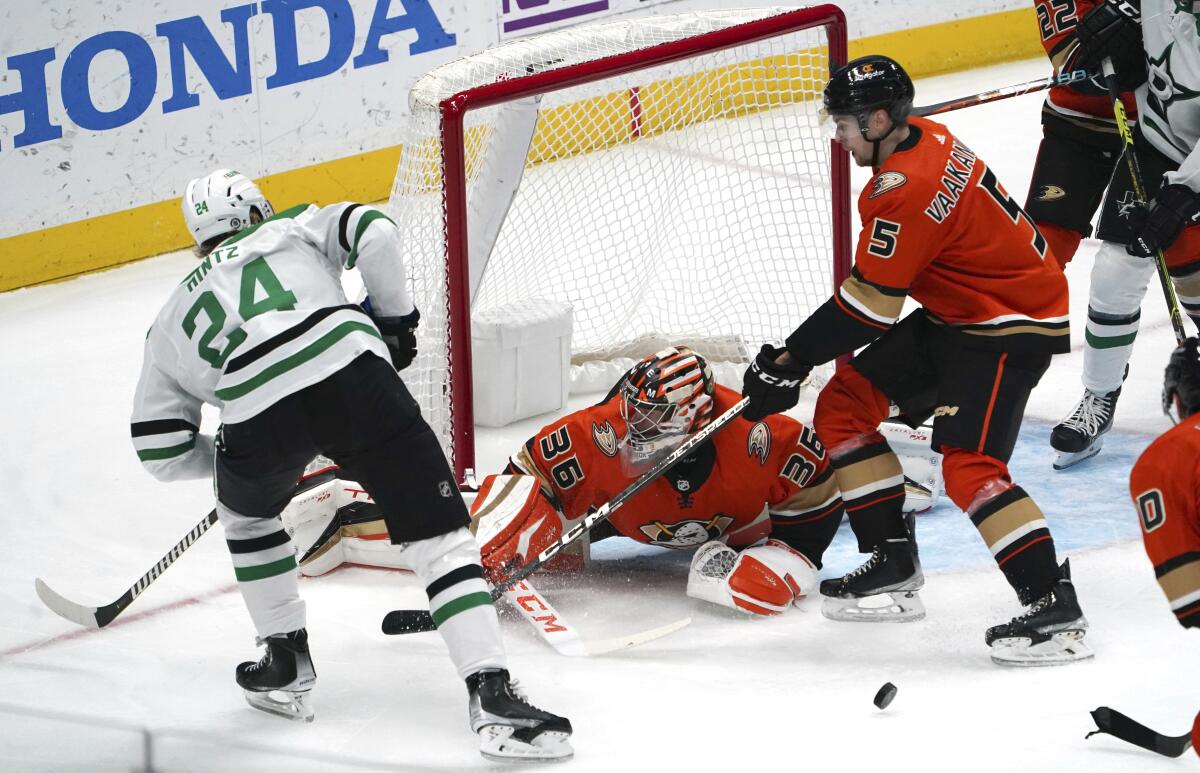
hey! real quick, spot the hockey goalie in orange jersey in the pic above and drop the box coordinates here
[474,346,846,617]
[1130,338,1200,756]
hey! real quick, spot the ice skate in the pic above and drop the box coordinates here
[235,629,316,722]
[1051,383,1122,470]
[467,668,573,762]
[820,536,925,622]
[986,561,1092,666]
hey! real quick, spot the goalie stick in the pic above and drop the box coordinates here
[1086,706,1194,758]
[35,509,219,629]
[913,68,1089,117]
[504,579,690,656]
[1101,57,1188,345]
[382,397,750,635]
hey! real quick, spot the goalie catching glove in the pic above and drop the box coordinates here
[686,539,817,615]
[740,345,813,421]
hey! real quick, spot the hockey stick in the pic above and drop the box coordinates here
[1102,57,1188,344]
[1086,706,1194,758]
[504,579,691,656]
[381,397,750,635]
[913,68,1090,117]
[35,509,219,629]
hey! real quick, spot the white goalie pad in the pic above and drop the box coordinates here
[279,473,410,577]
[878,420,943,514]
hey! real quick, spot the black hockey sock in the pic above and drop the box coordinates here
[830,437,907,552]
[969,486,1059,604]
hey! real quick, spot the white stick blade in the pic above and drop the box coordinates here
[582,616,692,656]
[35,578,100,629]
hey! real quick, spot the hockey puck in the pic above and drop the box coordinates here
[873,682,898,710]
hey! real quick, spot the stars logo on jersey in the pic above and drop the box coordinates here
[1035,184,1067,202]
[1146,41,1200,149]
[638,514,735,548]
[747,422,771,465]
[869,171,908,199]
[1116,190,1140,219]
[592,420,619,457]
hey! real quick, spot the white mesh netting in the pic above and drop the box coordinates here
[387,6,846,474]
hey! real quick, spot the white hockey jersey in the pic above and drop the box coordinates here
[130,202,415,481]
[1140,1,1200,189]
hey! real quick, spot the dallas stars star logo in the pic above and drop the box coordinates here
[1115,190,1139,219]
[1146,41,1200,125]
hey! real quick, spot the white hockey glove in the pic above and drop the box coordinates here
[687,539,817,616]
[473,474,586,583]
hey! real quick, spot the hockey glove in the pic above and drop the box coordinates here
[1126,183,1200,258]
[741,344,812,422]
[1073,0,1145,90]
[366,306,420,371]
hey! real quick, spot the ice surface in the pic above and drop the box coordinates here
[0,58,1195,771]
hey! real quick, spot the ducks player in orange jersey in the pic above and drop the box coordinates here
[473,346,846,617]
[1025,0,1140,272]
[1129,338,1200,757]
[741,56,1090,666]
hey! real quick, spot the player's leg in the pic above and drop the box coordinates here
[811,311,936,622]
[1023,110,1121,269]
[1054,134,1178,467]
[310,353,571,760]
[930,342,1090,665]
[215,394,323,721]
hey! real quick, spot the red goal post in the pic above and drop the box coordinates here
[389,6,852,483]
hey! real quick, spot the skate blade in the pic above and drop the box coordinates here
[1052,439,1103,470]
[989,630,1094,667]
[479,725,573,762]
[821,591,926,623]
[243,688,314,722]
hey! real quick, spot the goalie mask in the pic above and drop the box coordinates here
[618,346,714,474]
[183,169,274,248]
[1163,337,1200,423]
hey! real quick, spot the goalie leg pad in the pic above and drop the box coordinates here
[687,540,817,616]
[473,475,582,579]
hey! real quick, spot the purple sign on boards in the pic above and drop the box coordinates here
[501,0,612,35]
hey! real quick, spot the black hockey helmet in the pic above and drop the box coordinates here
[1163,337,1200,422]
[823,55,915,132]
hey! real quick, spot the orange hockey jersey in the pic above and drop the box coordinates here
[508,385,844,561]
[1129,413,1200,628]
[1034,0,1137,122]
[832,115,1070,354]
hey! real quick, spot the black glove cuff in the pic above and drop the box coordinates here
[1158,183,1200,223]
[372,307,421,335]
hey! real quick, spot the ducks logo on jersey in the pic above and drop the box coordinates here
[638,514,735,548]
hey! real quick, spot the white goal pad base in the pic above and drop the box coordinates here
[472,299,573,427]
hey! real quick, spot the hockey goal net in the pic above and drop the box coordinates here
[387,5,850,481]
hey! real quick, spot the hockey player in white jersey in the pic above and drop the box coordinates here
[1051,0,1200,467]
[130,169,571,761]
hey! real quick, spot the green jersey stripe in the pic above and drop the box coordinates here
[215,321,382,400]
[233,554,298,582]
[136,438,196,461]
[346,210,396,269]
[431,591,493,627]
[1084,329,1138,349]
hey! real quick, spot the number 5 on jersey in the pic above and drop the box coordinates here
[867,218,902,259]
